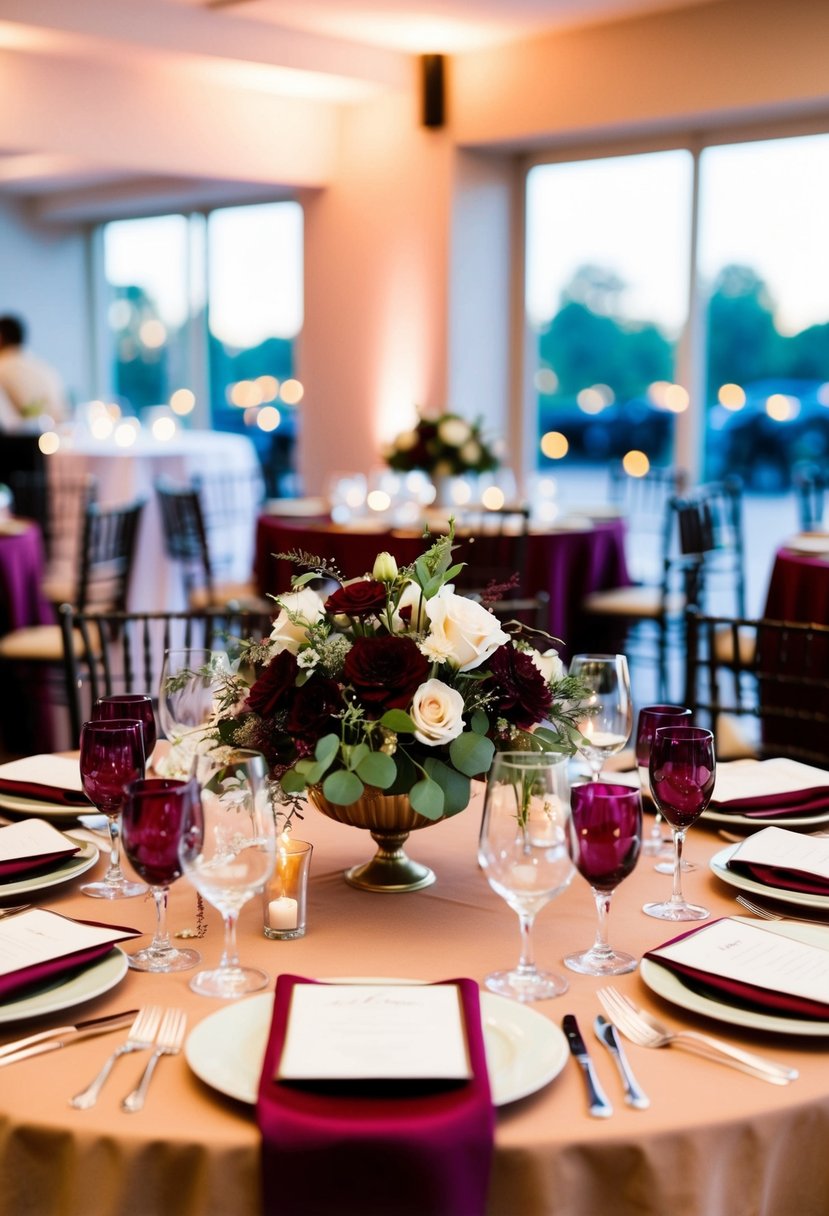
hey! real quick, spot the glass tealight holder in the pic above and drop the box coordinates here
[263,837,313,941]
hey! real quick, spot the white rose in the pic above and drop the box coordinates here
[410,679,465,746]
[269,587,325,655]
[531,647,565,684]
[395,429,418,452]
[459,440,482,466]
[424,588,510,672]
[392,579,429,633]
[437,417,471,447]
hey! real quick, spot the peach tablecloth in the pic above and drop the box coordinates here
[0,794,828,1216]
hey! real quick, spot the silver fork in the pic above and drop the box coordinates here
[69,1006,162,1109]
[597,987,798,1085]
[120,1008,187,1113]
[735,895,829,926]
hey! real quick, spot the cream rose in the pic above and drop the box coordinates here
[531,647,565,684]
[410,679,465,746]
[437,417,471,447]
[269,587,325,655]
[424,588,509,672]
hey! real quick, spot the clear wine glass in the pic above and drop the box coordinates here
[642,726,715,922]
[93,694,157,764]
[635,705,692,863]
[157,648,232,776]
[569,654,633,781]
[564,781,642,976]
[120,777,201,973]
[478,751,574,1002]
[79,719,146,899]
[179,748,276,998]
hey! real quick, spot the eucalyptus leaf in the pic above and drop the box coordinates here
[380,709,417,733]
[347,742,370,771]
[315,734,340,769]
[409,777,444,820]
[356,751,396,789]
[280,767,307,794]
[450,730,495,776]
[470,708,489,735]
[423,758,470,817]
[322,769,365,806]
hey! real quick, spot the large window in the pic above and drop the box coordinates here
[102,202,303,493]
[525,131,829,488]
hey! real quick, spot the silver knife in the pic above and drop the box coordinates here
[0,1009,138,1066]
[562,1013,613,1118]
[593,1015,650,1109]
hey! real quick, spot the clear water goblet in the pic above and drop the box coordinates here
[478,751,574,1002]
[179,748,276,998]
[564,781,642,976]
[642,726,715,922]
[79,718,146,899]
[121,777,202,972]
[157,648,232,776]
[569,654,633,780]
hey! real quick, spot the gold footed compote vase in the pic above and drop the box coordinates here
[308,786,445,892]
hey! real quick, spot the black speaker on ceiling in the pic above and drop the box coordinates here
[420,54,446,129]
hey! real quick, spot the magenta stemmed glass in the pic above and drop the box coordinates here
[79,718,146,899]
[635,704,692,863]
[93,695,157,763]
[121,778,201,972]
[564,781,643,976]
[642,726,715,922]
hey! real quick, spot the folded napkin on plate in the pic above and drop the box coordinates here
[0,755,91,807]
[0,819,80,879]
[709,758,829,819]
[256,974,494,1216]
[726,825,829,896]
[644,919,829,1020]
[0,909,140,1001]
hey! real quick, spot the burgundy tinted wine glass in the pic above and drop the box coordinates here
[121,778,201,972]
[93,695,157,764]
[642,726,715,922]
[635,705,692,863]
[79,719,146,899]
[564,781,643,976]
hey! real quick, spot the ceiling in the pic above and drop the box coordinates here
[0,0,717,217]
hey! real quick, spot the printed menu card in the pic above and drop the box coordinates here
[0,909,139,999]
[0,819,80,878]
[727,826,829,894]
[0,755,91,805]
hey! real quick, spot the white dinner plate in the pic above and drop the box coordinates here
[702,803,829,831]
[709,842,829,912]
[0,792,93,821]
[640,917,829,1037]
[0,836,98,899]
[185,983,569,1107]
[0,947,128,1024]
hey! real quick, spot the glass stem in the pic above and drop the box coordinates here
[590,888,614,959]
[516,912,538,976]
[149,885,171,954]
[671,829,686,904]
[219,911,240,971]
[105,814,125,882]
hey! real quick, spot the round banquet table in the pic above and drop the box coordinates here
[763,544,829,625]
[254,515,630,657]
[1,792,827,1216]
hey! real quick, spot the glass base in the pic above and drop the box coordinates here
[128,946,201,973]
[641,835,670,858]
[654,858,696,875]
[189,963,269,998]
[642,898,709,921]
[564,947,638,976]
[81,877,146,899]
[484,967,568,1002]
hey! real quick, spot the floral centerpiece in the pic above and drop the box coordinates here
[212,526,589,889]
[384,411,499,478]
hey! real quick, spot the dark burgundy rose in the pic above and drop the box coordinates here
[246,649,299,718]
[484,643,553,730]
[342,635,429,714]
[286,677,343,743]
[326,580,387,618]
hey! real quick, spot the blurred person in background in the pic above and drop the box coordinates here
[0,314,68,431]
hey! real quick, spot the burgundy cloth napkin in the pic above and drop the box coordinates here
[644,920,829,1020]
[726,856,829,896]
[0,842,80,879]
[0,915,140,1002]
[0,778,91,807]
[256,975,495,1216]
[712,786,829,819]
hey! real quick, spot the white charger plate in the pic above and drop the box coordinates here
[0,837,98,899]
[0,947,128,1024]
[641,916,829,1037]
[0,792,93,821]
[709,842,829,911]
[185,982,568,1107]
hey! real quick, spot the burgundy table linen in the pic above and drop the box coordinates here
[0,523,54,635]
[254,516,629,657]
[256,974,495,1216]
[644,921,829,1020]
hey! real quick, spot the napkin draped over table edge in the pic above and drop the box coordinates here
[256,974,495,1216]
[644,919,829,1020]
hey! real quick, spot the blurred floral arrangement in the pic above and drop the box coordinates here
[384,412,500,477]
[213,526,590,822]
